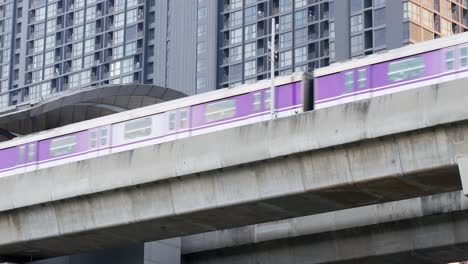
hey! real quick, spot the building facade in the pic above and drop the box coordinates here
[217,0,468,88]
[0,0,202,114]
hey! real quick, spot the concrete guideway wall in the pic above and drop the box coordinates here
[183,191,468,264]
[1,79,468,256]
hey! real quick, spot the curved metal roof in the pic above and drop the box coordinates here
[0,84,186,139]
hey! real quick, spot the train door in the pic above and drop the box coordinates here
[167,108,191,140]
[89,125,111,156]
[17,142,38,169]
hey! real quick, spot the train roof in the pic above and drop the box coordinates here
[314,31,468,77]
[0,72,310,149]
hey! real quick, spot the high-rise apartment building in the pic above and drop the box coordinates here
[0,0,201,114]
[217,0,468,88]
[0,0,466,115]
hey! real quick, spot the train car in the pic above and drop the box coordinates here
[0,73,313,177]
[314,32,468,109]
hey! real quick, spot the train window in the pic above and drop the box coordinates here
[18,146,25,164]
[180,110,188,129]
[124,117,152,140]
[101,128,108,146]
[461,47,468,67]
[168,112,176,131]
[28,144,35,162]
[205,99,237,122]
[90,130,97,148]
[253,92,261,112]
[358,69,366,89]
[50,136,77,157]
[345,71,354,91]
[265,90,271,110]
[445,49,455,70]
[387,56,424,83]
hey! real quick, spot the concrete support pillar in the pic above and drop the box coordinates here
[458,157,468,196]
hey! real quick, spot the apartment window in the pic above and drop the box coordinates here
[295,0,306,8]
[72,58,82,71]
[374,8,385,27]
[33,54,43,69]
[374,28,386,48]
[230,45,242,62]
[279,0,292,12]
[350,0,362,13]
[280,50,292,67]
[114,29,124,45]
[86,6,96,21]
[245,24,256,41]
[85,22,95,37]
[110,60,121,77]
[350,14,363,33]
[231,10,242,27]
[74,26,84,41]
[125,41,137,56]
[294,46,307,64]
[84,38,94,54]
[295,28,307,45]
[245,6,256,24]
[46,19,55,33]
[72,43,83,57]
[115,12,125,28]
[36,7,46,21]
[83,55,94,68]
[330,41,335,62]
[34,38,44,53]
[280,32,292,49]
[74,10,85,25]
[43,66,54,79]
[350,34,363,54]
[330,22,335,39]
[244,60,256,76]
[230,28,242,44]
[295,9,307,27]
[231,0,242,9]
[244,42,256,58]
[44,51,54,65]
[280,14,292,31]
[127,9,137,24]
[122,58,134,74]
[374,0,386,7]
[403,2,408,19]
[47,3,57,17]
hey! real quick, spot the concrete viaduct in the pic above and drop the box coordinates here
[2,79,468,262]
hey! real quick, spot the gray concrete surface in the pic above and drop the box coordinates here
[1,80,468,257]
[181,191,468,263]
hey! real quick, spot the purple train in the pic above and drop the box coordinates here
[1,32,468,176]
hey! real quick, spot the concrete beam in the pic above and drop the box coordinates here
[1,80,468,257]
[182,191,468,264]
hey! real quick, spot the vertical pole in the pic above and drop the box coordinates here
[270,17,276,117]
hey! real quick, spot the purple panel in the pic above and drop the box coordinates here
[0,147,18,170]
[315,50,442,103]
[191,82,301,128]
